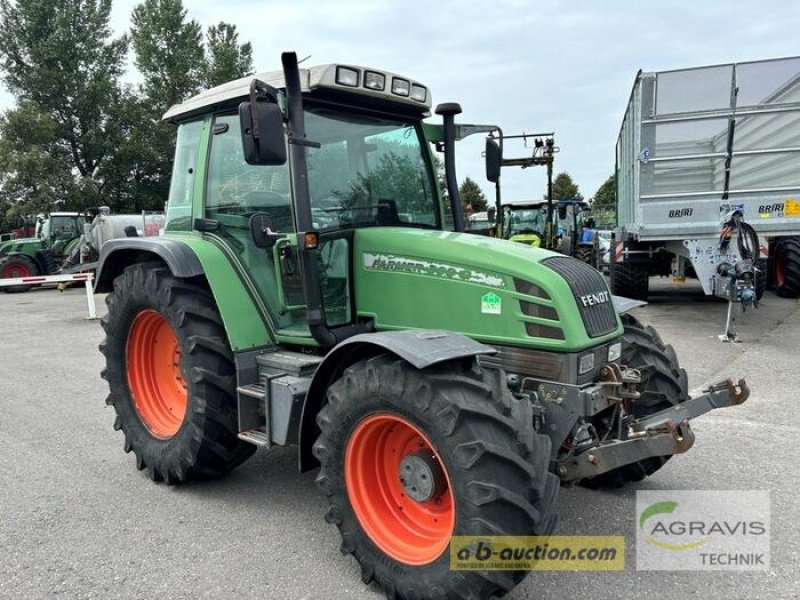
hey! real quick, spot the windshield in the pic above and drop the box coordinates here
[504,207,546,238]
[305,107,438,230]
[46,216,84,240]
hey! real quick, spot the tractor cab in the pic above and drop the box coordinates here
[160,59,448,343]
[500,199,592,256]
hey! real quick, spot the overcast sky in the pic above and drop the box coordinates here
[4,0,800,202]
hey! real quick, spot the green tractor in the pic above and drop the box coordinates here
[96,53,749,599]
[498,199,595,260]
[0,212,87,292]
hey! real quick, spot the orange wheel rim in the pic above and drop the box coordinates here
[126,310,188,438]
[345,414,455,565]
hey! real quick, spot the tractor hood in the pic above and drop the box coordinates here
[353,228,622,352]
[0,236,43,257]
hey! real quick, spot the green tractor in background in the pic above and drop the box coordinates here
[0,212,88,292]
[499,199,596,262]
[96,53,750,599]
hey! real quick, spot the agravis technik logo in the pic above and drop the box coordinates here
[636,491,770,571]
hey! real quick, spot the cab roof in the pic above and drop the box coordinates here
[163,63,432,123]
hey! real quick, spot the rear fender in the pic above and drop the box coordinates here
[96,237,273,351]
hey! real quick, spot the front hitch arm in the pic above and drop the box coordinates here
[558,378,749,481]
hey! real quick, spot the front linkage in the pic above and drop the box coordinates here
[551,377,749,482]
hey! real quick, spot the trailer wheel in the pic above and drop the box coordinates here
[314,355,558,599]
[100,262,255,483]
[611,262,648,300]
[0,254,38,293]
[755,258,767,301]
[774,237,800,298]
[584,313,688,488]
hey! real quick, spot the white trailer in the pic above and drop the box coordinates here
[613,57,800,338]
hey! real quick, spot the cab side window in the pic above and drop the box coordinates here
[205,114,293,231]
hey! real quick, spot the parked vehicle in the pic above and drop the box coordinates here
[613,56,800,339]
[96,52,750,599]
[0,208,163,292]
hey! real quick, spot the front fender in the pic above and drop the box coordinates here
[297,329,495,471]
[612,295,647,314]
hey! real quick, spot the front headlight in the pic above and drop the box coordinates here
[578,352,595,375]
[608,341,622,362]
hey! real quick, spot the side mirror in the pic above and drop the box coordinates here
[239,100,287,166]
[485,138,502,183]
[249,213,281,248]
[557,205,568,221]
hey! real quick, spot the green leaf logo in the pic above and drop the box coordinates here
[640,501,708,551]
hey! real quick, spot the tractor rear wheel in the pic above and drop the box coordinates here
[774,237,800,298]
[611,262,648,300]
[584,313,689,488]
[0,254,38,293]
[100,262,255,483]
[314,355,558,599]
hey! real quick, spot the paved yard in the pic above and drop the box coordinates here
[1,280,797,599]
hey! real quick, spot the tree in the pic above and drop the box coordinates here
[0,101,76,217]
[131,0,204,114]
[552,171,583,201]
[593,173,616,207]
[0,0,130,211]
[459,177,488,212]
[204,22,253,88]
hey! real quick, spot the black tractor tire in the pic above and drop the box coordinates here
[774,237,800,298]
[575,245,594,266]
[611,262,649,301]
[36,248,58,275]
[584,313,689,488]
[755,257,767,301]
[100,262,255,483]
[314,355,559,599]
[0,254,38,293]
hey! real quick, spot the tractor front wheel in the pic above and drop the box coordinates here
[0,254,38,293]
[314,355,558,599]
[100,262,255,483]
[584,313,689,488]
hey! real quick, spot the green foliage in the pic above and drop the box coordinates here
[131,0,204,114]
[0,0,130,221]
[552,171,583,201]
[459,176,488,212]
[593,173,616,207]
[205,22,253,87]
[0,101,74,215]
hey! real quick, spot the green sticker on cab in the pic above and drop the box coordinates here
[481,292,502,315]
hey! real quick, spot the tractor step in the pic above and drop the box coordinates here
[237,430,271,446]
[237,383,266,399]
[236,350,321,449]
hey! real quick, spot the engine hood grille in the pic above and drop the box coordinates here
[541,256,618,338]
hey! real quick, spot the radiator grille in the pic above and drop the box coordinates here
[541,256,618,338]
